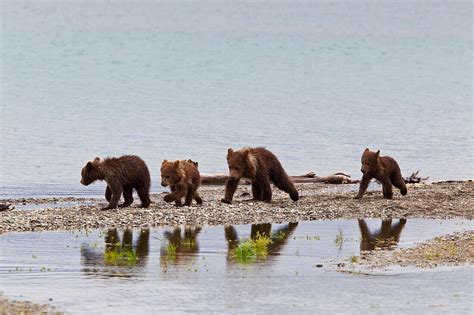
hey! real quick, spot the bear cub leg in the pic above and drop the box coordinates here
[221,178,240,204]
[103,184,123,210]
[184,187,196,206]
[258,176,273,203]
[164,185,187,207]
[251,182,263,201]
[119,186,134,208]
[136,184,151,208]
[194,192,203,205]
[381,177,393,199]
[392,174,408,196]
[272,174,299,201]
[355,175,371,199]
[105,186,112,202]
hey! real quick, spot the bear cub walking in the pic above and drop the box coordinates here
[80,155,151,209]
[221,147,299,204]
[161,159,202,207]
[355,148,407,199]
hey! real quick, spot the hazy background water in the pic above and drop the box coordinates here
[1,1,472,197]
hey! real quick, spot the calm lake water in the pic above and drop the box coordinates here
[1,1,472,197]
[0,219,472,313]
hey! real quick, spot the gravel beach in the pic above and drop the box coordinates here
[0,181,472,234]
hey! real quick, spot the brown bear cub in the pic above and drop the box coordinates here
[80,155,151,210]
[160,159,202,207]
[221,147,299,204]
[355,148,407,199]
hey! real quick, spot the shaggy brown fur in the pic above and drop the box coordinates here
[221,147,299,204]
[355,148,408,199]
[161,159,202,207]
[187,159,199,169]
[80,155,151,210]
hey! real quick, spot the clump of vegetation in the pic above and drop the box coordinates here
[104,243,138,266]
[235,240,256,262]
[253,232,272,256]
[162,242,177,262]
[335,228,344,249]
[349,255,358,263]
[234,232,272,263]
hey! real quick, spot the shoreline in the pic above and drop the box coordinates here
[0,181,472,234]
[337,230,474,271]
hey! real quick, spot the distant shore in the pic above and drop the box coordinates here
[0,181,472,234]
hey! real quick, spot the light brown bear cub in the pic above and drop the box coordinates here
[221,147,299,204]
[355,148,407,199]
[80,155,151,210]
[161,159,202,207]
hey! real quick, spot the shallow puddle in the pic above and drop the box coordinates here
[0,219,472,313]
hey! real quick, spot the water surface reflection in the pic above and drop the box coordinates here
[1,219,472,313]
[358,218,406,251]
[81,228,150,278]
[225,222,298,262]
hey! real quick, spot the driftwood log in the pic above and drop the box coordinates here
[200,172,359,185]
[404,170,429,184]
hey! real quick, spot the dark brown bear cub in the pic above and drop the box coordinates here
[80,155,151,210]
[221,147,299,204]
[161,159,202,207]
[355,148,407,199]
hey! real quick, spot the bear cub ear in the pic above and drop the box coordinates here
[161,160,168,169]
[227,148,234,156]
[364,148,370,153]
[375,150,380,157]
[174,160,180,168]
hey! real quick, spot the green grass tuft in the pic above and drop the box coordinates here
[164,242,177,261]
[104,247,138,266]
[335,228,344,249]
[349,255,358,263]
[234,232,272,263]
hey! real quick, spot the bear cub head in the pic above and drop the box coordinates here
[226,148,256,180]
[360,148,380,175]
[80,157,101,186]
[160,160,183,187]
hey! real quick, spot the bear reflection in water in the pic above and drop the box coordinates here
[81,228,150,278]
[160,226,202,268]
[224,222,299,261]
[358,218,407,251]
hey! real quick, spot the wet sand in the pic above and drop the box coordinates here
[0,181,472,234]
